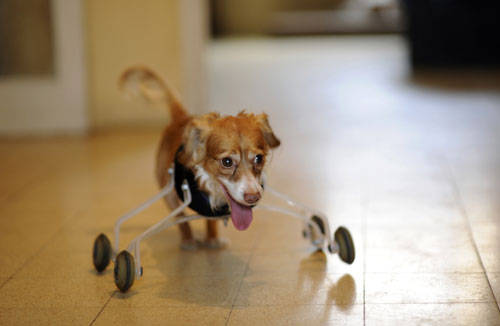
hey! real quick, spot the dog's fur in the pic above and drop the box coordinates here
[120,66,280,249]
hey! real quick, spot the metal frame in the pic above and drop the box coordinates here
[110,166,339,281]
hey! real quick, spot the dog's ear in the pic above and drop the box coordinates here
[178,114,218,165]
[257,113,280,148]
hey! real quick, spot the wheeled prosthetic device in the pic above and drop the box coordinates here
[92,167,355,292]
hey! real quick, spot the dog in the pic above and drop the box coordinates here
[119,66,280,249]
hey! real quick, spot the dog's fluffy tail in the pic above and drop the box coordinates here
[119,66,187,122]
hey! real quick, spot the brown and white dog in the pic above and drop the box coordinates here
[120,67,280,249]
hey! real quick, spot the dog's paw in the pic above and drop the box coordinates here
[203,238,229,249]
[180,238,201,251]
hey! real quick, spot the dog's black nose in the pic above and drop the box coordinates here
[244,192,261,204]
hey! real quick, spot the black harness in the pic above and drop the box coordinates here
[174,147,230,217]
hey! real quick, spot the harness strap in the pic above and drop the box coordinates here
[174,147,230,217]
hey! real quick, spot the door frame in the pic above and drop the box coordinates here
[0,0,87,136]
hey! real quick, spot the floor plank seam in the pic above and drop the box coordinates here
[3,206,88,283]
[362,194,368,326]
[0,277,13,291]
[224,246,256,326]
[89,291,116,326]
[442,154,500,315]
[0,158,66,209]
[224,270,247,325]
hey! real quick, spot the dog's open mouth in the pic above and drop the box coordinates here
[221,186,253,231]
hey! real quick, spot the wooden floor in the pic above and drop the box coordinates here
[1,35,500,325]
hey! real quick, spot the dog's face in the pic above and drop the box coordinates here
[177,112,280,230]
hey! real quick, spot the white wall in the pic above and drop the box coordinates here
[179,0,209,116]
[86,0,208,130]
[0,0,208,135]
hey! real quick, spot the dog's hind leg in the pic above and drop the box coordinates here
[164,191,199,250]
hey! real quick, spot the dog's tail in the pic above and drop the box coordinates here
[119,66,187,122]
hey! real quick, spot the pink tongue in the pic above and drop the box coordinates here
[227,195,253,231]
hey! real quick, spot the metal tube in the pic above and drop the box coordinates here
[259,186,336,251]
[113,168,175,257]
[128,181,191,277]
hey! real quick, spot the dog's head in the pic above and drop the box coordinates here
[177,111,280,230]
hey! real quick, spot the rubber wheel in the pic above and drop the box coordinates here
[334,226,355,264]
[114,250,135,292]
[92,233,112,273]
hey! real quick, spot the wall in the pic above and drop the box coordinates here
[0,0,207,135]
[86,0,206,130]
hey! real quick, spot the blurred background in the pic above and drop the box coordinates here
[2,1,500,324]
[1,0,499,135]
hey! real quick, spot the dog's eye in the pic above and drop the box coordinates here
[254,154,263,165]
[221,157,233,168]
